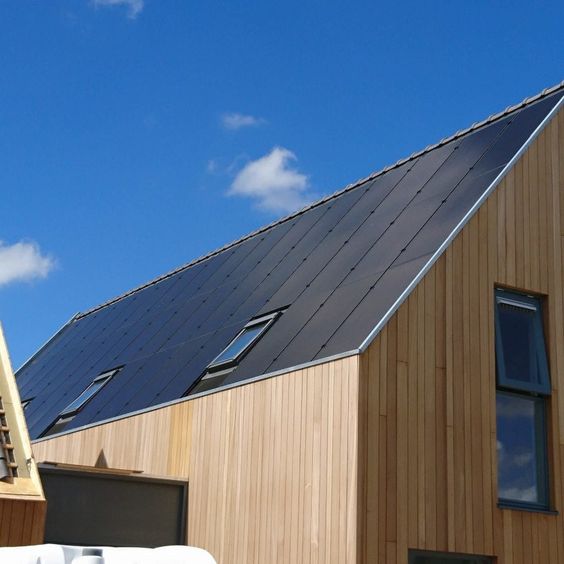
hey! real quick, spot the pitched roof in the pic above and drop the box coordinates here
[20,83,564,440]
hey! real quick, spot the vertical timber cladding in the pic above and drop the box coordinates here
[359,108,564,563]
[187,356,361,564]
[32,400,194,479]
[0,500,46,546]
[32,355,361,563]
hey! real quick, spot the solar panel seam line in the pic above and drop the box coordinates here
[25,279,181,402]
[257,161,425,374]
[163,216,299,348]
[15,312,79,373]
[74,81,564,320]
[230,164,414,374]
[196,202,336,335]
[312,119,511,360]
[30,348,361,443]
[19,302,131,402]
[67,234,266,409]
[261,140,465,372]
[358,91,564,353]
[253,162,417,319]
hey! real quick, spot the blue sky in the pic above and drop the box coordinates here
[1,0,563,369]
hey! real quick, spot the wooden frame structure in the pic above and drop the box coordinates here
[0,325,45,545]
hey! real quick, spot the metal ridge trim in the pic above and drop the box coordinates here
[358,92,564,353]
[77,81,564,319]
[31,348,360,443]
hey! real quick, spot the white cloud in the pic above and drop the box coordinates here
[0,241,55,287]
[229,147,313,214]
[207,159,219,174]
[92,0,144,19]
[498,486,537,503]
[221,113,266,131]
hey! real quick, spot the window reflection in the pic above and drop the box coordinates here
[496,392,545,504]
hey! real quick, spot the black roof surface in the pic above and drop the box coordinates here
[19,85,564,439]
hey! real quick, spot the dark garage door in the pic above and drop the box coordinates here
[39,465,188,547]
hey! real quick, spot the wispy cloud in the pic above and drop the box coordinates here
[229,147,314,214]
[92,0,144,19]
[221,112,266,131]
[0,241,55,287]
[207,159,219,174]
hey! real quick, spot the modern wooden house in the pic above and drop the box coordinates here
[18,82,564,563]
[0,325,45,545]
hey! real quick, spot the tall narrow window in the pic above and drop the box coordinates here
[42,368,121,438]
[495,288,550,510]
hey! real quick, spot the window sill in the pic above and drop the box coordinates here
[497,502,558,515]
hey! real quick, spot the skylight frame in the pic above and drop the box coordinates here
[41,368,121,437]
[206,312,281,373]
[59,368,120,417]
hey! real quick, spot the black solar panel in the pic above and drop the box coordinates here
[18,87,564,439]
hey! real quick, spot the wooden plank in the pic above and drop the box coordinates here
[424,270,437,548]
[396,360,408,562]
[366,339,380,563]
[445,245,456,552]
[407,290,420,549]
[386,316,398,546]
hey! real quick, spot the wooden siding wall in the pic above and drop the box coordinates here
[359,108,564,563]
[33,399,194,478]
[0,499,45,546]
[187,357,360,563]
[33,356,360,564]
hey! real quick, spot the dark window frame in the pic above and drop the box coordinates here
[206,311,281,373]
[41,367,121,438]
[494,288,551,512]
[494,289,550,394]
[187,310,283,397]
[496,390,549,511]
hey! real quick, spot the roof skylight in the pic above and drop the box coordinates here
[42,368,121,437]
[207,312,280,372]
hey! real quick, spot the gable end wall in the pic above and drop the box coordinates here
[358,106,564,564]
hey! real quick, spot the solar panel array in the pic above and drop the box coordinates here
[17,89,563,439]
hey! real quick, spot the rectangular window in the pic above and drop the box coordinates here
[42,368,121,438]
[188,310,282,396]
[59,372,114,417]
[495,288,550,510]
[409,550,492,563]
[207,312,279,372]
[495,293,550,393]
